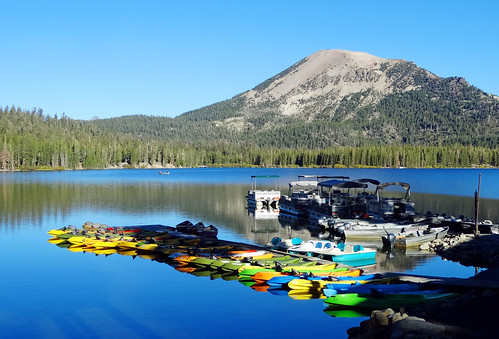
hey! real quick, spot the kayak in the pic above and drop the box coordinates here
[324,292,457,309]
[250,267,351,283]
[287,277,397,291]
[238,262,328,277]
[230,251,274,260]
[324,282,424,295]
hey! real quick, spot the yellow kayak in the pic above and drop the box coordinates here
[237,261,330,274]
[117,249,138,256]
[136,243,159,251]
[47,237,67,244]
[47,229,70,236]
[90,240,120,249]
[92,248,118,255]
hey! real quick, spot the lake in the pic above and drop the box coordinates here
[1,168,498,338]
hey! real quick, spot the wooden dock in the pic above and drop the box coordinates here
[383,272,499,290]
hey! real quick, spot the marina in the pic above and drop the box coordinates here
[2,167,499,338]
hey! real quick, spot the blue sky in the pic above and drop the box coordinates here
[1,1,498,120]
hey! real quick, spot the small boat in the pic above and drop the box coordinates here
[159,171,170,175]
[333,219,426,240]
[246,175,281,211]
[382,226,449,248]
[266,237,303,250]
[287,240,338,256]
[324,292,456,309]
[175,221,218,238]
[321,243,377,263]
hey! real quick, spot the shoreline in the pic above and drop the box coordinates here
[347,234,499,338]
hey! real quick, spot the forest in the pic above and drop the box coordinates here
[1,105,498,171]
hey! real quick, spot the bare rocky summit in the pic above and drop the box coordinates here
[217,49,439,130]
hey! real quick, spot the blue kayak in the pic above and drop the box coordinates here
[324,282,423,296]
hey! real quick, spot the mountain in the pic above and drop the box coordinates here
[3,50,499,170]
[171,49,499,148]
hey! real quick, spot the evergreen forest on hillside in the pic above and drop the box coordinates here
[1,106,498,171]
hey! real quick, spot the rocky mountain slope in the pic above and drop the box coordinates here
[100,49,499,148]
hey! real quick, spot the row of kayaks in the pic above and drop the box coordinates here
[48,222,457,318]
[165,244,457,313]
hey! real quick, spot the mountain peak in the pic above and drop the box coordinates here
[241,49,437,119]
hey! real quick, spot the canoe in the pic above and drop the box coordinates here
[324,292,457,309]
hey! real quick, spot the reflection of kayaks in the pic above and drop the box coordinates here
[288,290,326,300]
[324,292,457,309]
[323,306,369,318]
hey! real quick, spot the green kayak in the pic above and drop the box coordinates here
[324,292,457,309]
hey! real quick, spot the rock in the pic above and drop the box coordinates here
[370,310,389,327]
[359,319,373,333]
[347,326,361,337]
[390,311,409,324]
[388,319,445,339]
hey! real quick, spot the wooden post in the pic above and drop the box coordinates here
[474,173,481,238]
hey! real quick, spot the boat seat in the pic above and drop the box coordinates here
[353,245,364,252]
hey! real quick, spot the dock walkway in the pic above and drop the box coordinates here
[383,270,499,290]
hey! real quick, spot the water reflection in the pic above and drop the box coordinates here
[1,178,497,275]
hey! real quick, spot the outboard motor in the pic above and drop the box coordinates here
[387,233,396,246]
[335,224,347,240]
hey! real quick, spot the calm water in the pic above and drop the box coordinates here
[1,168,498,338]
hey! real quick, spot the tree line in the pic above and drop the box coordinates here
[1,105,498,170]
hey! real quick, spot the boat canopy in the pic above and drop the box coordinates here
[289,180,318,188]
[374,182,411,200]
[354,178,381,186]
[298,175,349,182]
[250,175,280,190]
[376,182,411,191]
[318,179,368,189]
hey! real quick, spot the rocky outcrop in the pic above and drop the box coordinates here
[347,308,471,339]
[425,234,499,268]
